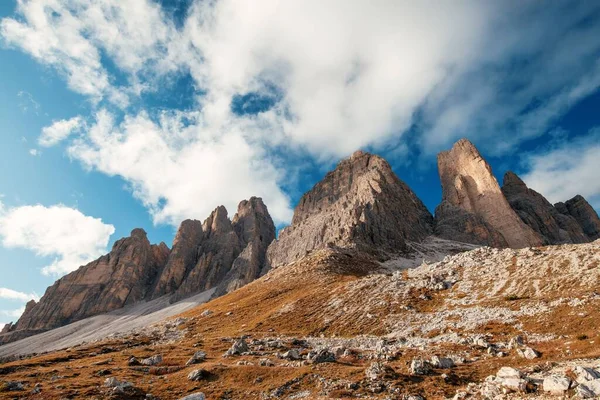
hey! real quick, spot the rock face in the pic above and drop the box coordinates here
[7,229,170,337]
[152,198,276,301]
[435,139,542,248]
[267,150,434,268]
[502,171,590,244]
[555,195,600,241]
[2,198,276,345]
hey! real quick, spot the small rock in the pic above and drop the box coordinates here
[201,310,212,317]
[225,338,249,356]
[430,356,455,369]
[517,346,540,359]
[365,362,396,381]
[186,351,207,366]
[576,384,596,399]
[1,381,24,391]
[496,367,522,379]
[259,358,275,367]
[127,356,140,366]
[574,366,600,383]
[140,355,163,366]
[410,359,432,375]
[178,393,205,400]
[500,377,528,392]
[508,335,524,349]
[311,349,336,364]
[187,369,210,381]
[543,375,571,395]
[282,349,301,360]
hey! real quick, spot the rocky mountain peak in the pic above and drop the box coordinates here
[267,150,433,268]
[232,197,275,245]
[556,195,600,240]
[202,205,233,235]
[502,171,528,194]
[435,139,542,248]
[130,228,149,240]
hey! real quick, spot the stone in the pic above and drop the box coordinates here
[259,358,275,367]
[555,195,600,241]
[187,369,209,381]
[267,150,433,268]
[127,356,140,366]
[508,335,524,349]
[282,349,301,360]
[430,356,455,369]
[576,384,597,399]
[178,393,206,400]
[435,139,542,248]
[225,338,249,356]
[311,349,336,364]
[543,375,571,394]
[104,377,133,390]
[585,379,600,395]
[365,362,396,381]
[516,346,540,359]
[496,367,522,379]
[0,381,24,391]
[502,171,590,244]
[500,377,528,392]
[140,355,163,366]
[573,366,600,383]
[410,359,432,375]
[186,351,207,366]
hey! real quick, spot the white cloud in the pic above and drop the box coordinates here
[29,148,40,156]
[0,202,115,276]
[0,307,26,319]
[68,109,293,225]
[0,288,39,302]
[39,116,84,147]
[522,130,600,209]
[3,1,600,225]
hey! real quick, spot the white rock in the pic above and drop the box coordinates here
[431,356,455,369]
[576,384,596,399]
[585,379,600,396]
[178,393,205,400]
[141,354,163,366]
[496,367,522,379]
[543,375,571,394]
[574,366,600,383]
[500,377,527,392]
[517,346,540,359]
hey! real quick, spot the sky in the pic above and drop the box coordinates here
[0,0,600,329]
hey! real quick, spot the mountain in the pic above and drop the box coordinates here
[502,171,591,244]
[555,195,600,241]
[267,150,434,268]
[0,229,169,343]
[0,198,275,345]
[434,139,543,248]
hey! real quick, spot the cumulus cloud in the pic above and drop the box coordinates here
[39,116,84,147]
[0,307,26,319]
[3,1,600,225]
[0,202,115,276]
[68,109,293,225]
[522,130,600,209]
[0,288,39,302]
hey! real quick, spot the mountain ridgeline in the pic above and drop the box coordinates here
[1,138,599,345]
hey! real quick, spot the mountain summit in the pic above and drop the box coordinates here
[266,150,434,268]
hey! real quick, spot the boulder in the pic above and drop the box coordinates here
[430,356,455,369]
[365,362,396,381]
[178,394,206,400]
[410,359,432,375]
[496,367,522,379]
[140,355,163,366]
[187,369,210,381]
[225,338,249,356]
[543,375,572,394]
[186,351,207,366]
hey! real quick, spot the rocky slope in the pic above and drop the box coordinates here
[502,171,591,244]
[435,139,543,248]
[267,150,434,268]
[1,229,170,342]
[1,198,276,345]
[1,240,598,399]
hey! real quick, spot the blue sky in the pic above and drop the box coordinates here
[0,0,599,327]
